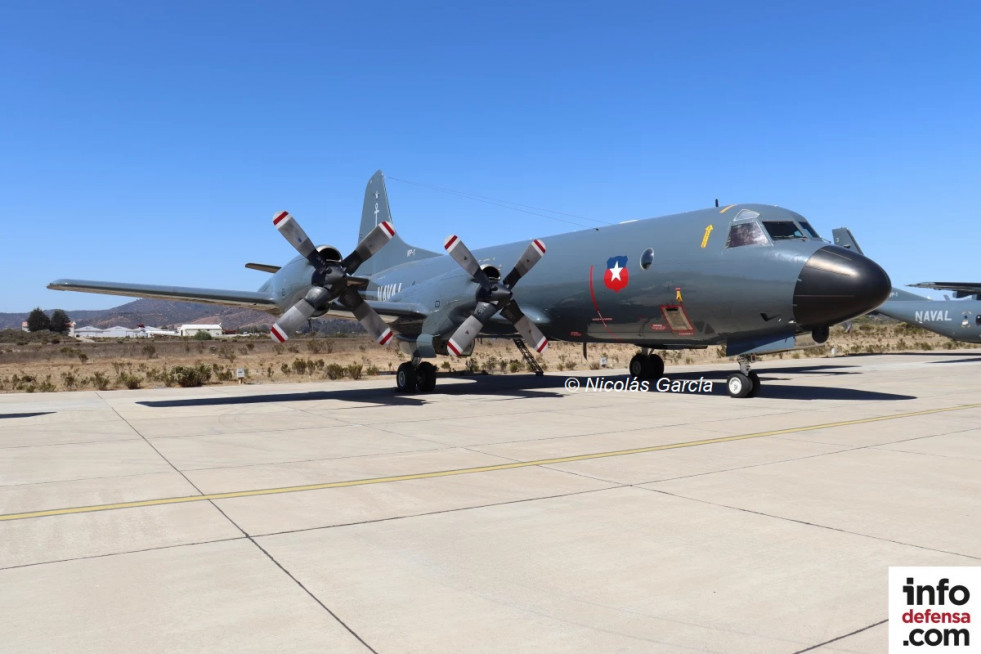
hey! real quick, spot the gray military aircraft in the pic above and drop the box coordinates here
[50,171,891,397]
[832,228,981,343]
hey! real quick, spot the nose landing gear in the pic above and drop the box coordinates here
[726,356,761,398]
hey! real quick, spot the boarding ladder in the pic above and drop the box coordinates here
[513,337,545,376]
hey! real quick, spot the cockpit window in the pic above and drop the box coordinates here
[763,221,806,240]
[726,222,768,247]
[799,221,820,238]
[726,209,768,248]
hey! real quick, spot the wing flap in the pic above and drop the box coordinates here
[48,279,281,311]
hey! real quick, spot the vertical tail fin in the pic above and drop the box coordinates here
[356,171,440,276]
[832,227,864,255]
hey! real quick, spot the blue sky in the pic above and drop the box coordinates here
[2,1,979,313]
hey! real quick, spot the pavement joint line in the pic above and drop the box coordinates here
[3,401,980,522]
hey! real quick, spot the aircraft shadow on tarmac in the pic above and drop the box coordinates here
[137,376,567,408]
[0,412,54,420]
[139,387,430,409]
[138,369,915,407]
[444,372,912,401]
[846,351,980,359]
[927,356,981,365]
[740,363,859,376]
[624,371,913,401]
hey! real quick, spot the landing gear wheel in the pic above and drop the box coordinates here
[726,372,753,398]
[396,362,417,393]
[629,354,647,378]
[647,354,665,379]
[747,371,761,398]
[630,353,665,380]
[416,362,437,393]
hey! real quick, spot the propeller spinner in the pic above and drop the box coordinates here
[443,235,548,356]
[270,211,395,345]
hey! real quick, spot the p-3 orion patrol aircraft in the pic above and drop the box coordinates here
[50,171,891,398]
[833,228,981,343]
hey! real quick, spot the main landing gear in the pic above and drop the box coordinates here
[396,360,437,394]
[628,350,665,380]
[726,356,761,399]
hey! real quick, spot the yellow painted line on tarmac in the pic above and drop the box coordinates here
[3,402,980,522]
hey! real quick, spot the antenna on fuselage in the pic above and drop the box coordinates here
[715,198,719,208]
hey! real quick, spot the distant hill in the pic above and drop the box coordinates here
[0,299,364,334]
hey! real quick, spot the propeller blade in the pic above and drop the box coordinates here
[444,234,491,287]
[340,288,394,345]
[269,287,330,342]
[270,303,315,343]
[274,211,325,267]
[512,314,549,354]
[446,301,498,356]
[502,239,546,289]
[342,221,396,274]
[501,300,549,354]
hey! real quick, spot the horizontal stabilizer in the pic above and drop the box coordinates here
[48,279,281,311]
[245,263,281,273]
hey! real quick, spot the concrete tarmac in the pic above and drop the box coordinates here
[1,351,979,653]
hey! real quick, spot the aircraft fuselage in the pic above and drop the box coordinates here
[272,204,890,357]
[877,292,981,343]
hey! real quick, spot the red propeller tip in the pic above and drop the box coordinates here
[270,325,287,342]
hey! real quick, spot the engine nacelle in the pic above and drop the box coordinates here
[316,245,342,262]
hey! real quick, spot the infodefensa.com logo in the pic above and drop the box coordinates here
[889,567,979,651]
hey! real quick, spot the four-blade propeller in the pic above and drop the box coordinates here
[443,235,549,356]
[269,211,395,345]
[269,212,548,360]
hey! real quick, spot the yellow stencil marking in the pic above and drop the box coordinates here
[700,225,714,248]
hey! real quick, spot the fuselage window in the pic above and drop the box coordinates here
[726,221,768,248]
[976,314,981,326]
[763,221,805,240]
[640,248,654,269]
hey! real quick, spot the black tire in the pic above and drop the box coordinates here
[747,371,761,398]
[647,354,665,379]
[396,362,417,393]
[629,354,647,378]
[726,372,753,398]
[417,362,437,393]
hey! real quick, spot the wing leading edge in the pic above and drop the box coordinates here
[48,279,282,312]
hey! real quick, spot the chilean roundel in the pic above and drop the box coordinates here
[603,256,629,292]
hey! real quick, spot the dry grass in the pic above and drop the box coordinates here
[0,320,975,393]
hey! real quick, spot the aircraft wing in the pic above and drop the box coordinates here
[48,279,282,311]
[909,282,981,298]
[355,300,430,320]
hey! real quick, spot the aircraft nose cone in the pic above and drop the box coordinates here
[793,245,891,328]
